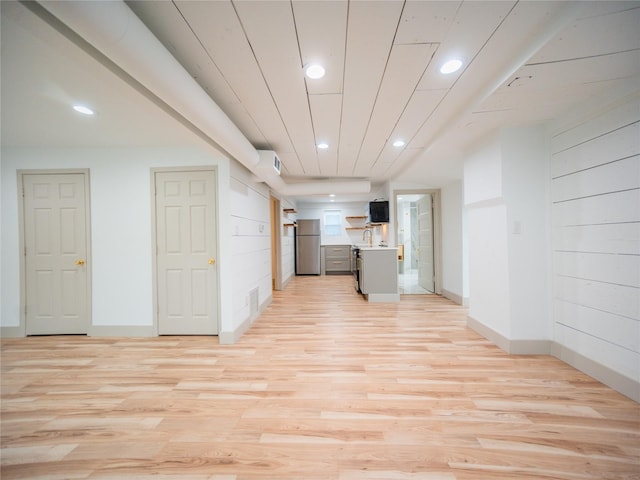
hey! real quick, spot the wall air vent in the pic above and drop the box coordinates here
[249,287,259,318]
[273,154,281,175]
[257,150,281,177]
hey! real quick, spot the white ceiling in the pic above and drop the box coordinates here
[2,1,639,202]
[1,1,203,149]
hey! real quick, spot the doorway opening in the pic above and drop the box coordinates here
[270,195,282,291]
[395,191,441,295]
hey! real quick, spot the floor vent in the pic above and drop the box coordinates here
[249,287,259,317]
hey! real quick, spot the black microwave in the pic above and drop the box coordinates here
[369,201,389,223]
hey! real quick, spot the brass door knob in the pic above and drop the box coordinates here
[208,258,216,265]
[75,259,85,266]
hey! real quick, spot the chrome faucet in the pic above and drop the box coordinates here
[362,228,373,247]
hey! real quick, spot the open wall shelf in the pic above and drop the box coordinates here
[346,223,381,230]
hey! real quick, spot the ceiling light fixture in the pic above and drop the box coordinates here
[439,59,463,74]
[317,142,329,149]
[305,64,325,79]
[392,140,405,147]
[73,104,94,115]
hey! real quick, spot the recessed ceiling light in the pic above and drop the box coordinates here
[392,140,405,147]
[305,64,325,79]
[439,59,463,74]
[329,194,335,197]
[317,142,329,149]
[73,105,94,115]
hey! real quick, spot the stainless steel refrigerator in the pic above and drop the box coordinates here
[295,219,321,275]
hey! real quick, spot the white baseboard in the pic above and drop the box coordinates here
[467,316,551,355]
[365,293,400,303]
[219,295,272,345]
[281,274,292,290]
[441,289,462,305]
[2,324,156,338]
[467,316,511,352]
[1,326,25,338]
[467,315,639,403]
[551,342,640,403]
[89,325,156,337]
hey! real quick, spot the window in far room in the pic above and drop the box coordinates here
[324,210,342,236]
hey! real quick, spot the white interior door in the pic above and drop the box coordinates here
[417,194,435,293]
[155,170,218,335]
[23,173,89,335]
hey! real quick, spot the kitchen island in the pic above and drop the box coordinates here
[357,247,399,302]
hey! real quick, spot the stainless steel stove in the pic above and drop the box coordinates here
[351,246,361,293]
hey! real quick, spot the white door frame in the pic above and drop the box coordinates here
[17,169,92,336]
[150,166,221,335]
[393,189,442,295]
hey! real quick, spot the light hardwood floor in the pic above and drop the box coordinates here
[2,275,639,479]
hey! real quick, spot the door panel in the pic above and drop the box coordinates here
[417,194,435,293]
[23,173,89,334]
[155,170,218,335]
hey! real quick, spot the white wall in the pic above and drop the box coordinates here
[462,81,639,400]
[464,135,512,338]
[464,127,550,346]
[468,201,512,336]
[296,201,371,246]
[227,161,272,339]
[502,126,550,340]
[0,145,272,341]
[549,88,640,396]
[441,180,465,304]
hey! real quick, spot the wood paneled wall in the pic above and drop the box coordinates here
[550,96,640,388]
[229,164,273,337]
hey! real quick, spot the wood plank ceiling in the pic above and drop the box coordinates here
[126,0,639,197]
[2,1,638,200]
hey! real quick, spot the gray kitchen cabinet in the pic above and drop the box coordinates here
[359,248,399,302]
[324,245,351,274]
